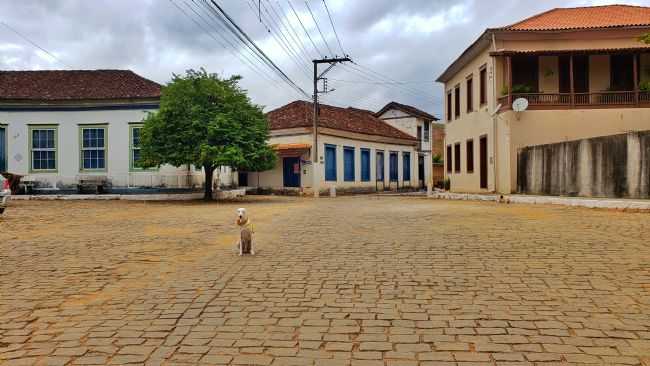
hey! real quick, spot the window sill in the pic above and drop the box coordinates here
[29,169,58,174]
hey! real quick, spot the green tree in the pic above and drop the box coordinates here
[640,32,650,44]
[140,69,276,200]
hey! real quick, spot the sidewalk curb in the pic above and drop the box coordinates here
[430,192,650,211]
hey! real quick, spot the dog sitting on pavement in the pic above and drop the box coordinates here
[236,208,255,256]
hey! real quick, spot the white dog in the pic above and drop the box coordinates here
[236,208,255,256]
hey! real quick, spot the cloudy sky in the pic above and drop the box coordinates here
[0,0,648,117]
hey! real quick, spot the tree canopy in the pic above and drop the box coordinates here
[641,32,650,44]
[140,69,276,199]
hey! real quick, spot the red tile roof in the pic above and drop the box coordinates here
[0,70,161,101]
[267,100,417,141]
[502,5,650,31]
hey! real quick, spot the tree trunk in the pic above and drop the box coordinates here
[204,165,215,200]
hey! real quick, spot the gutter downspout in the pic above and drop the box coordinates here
[490,32,499,194]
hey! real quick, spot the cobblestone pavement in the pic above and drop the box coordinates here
[1,196,650,366]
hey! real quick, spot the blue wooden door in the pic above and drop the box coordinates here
[389,152,398,181]
[403,152,411,181]
[0,127,5,172]
[376,151,384,181]
[361,149,370,181]
[282,157,301,187]
[343,147,354,182]
[325,145,337,181]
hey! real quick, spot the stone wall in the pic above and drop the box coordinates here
[517,131,650,198]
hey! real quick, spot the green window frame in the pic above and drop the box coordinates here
[29,125,58,173]
[79,125,108,172]
[129,125,154,171]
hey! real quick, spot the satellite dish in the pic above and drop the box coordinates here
[512,98,529,112]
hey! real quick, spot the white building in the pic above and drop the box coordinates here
[0,70,223,193]
[375,102,443,189]
[244,100,423,194]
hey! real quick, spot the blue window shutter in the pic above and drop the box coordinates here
[389,152,398,181]
[376,151,384,181]
[403,152,411,181]
[361,149,370,182]
[325,145,337,181]
[344,147,355,182]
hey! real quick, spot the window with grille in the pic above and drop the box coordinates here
[30,127,57,171]
[80,126,107,170]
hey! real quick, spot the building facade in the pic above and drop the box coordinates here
[0,70,210,192]
[246,101,420,193]
[437,5,650,198]
[375,101,444,187]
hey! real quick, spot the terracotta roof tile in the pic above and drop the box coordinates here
[267,100,417,141]
[502,5,650,31]
[0,70,161,101]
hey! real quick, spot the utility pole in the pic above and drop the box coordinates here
[312,56,351,197]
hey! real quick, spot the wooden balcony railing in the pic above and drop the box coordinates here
[498,91,650,111]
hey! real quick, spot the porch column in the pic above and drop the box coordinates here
[633,53,639,105]
[506,56,512,107]
[569,54,575,106]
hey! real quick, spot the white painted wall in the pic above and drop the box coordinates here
[250,132,419,190]
[377,109,432,152]
[0,108,232,190]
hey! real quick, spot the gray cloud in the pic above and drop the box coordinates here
[0,0,647,117]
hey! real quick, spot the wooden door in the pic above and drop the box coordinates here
[479,136,488,189]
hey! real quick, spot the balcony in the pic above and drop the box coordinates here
[496,51,650,111]
[499,90,650,110]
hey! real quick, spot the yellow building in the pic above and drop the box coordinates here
[436,5,650,198]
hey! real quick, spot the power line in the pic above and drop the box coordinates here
[184,0,275,83]
[287,0,324,58]
[321,0,345,56]
[328,78,436,85]
[204,0,310,99]
[259,0,312,67]
[247,0,312,78]
[266,1,314,61]
[169,0,277,86]
[0,21,72,69]
[303,1,334,56]
[343,63,442,104]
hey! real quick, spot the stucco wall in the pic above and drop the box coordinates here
[252,132,419,190]
[443,47,497,193]
[0,108,228,190]
[539,56,559,93]
[378,109,432,152]
[501,108,650,193]
[497,28,650,53]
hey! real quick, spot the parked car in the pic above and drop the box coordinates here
[0,175,10,215]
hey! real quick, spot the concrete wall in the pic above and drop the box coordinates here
[496,28,650,53]
[0,108,235,191]
[250,132,419,191]
[518,131,650,198]
[504,107,650,193]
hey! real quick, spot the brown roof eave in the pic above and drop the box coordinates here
[489,46,650,57]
